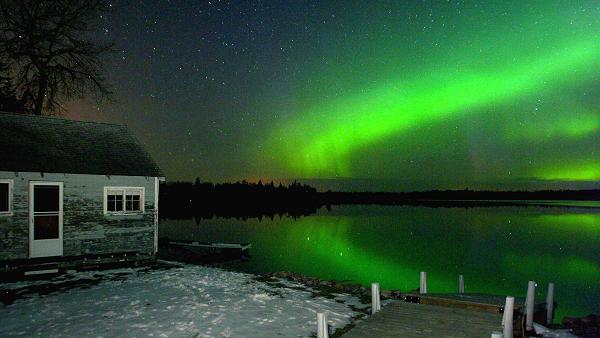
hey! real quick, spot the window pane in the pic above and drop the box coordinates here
[125,191,141,211]
[107,194,123,212]
[34,215,59,240]
[126,200,141,211]
[0,183,8,212]
[34,185,59,212]
[125,194,140,211]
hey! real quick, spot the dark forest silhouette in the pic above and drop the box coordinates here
[160,179,600,220]
[160,179,322,220]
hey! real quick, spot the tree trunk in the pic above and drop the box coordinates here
[33,73,47,115]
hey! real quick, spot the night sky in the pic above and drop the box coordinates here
[66,1,600,191]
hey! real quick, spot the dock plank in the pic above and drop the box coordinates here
[404,292,529,314]
[343,301,503,338]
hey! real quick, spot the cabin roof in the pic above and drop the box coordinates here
[0,112,163,177]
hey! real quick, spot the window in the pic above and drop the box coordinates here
[106,191,123,212]
[125,192,141,211]
[104,187,144,214]
[0,180,13,216]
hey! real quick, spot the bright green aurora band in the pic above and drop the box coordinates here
[256,2,600,187]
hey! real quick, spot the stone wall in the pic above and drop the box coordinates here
[0,171,157,260]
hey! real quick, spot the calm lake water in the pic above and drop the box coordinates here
[160,203,600,321]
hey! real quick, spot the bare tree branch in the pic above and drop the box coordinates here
[0,0,114,115]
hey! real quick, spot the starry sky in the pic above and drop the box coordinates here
[66,0,600,191]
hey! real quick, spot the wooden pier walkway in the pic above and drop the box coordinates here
[343,300,503,337]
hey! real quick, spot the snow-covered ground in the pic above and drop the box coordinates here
[0,262,367,337]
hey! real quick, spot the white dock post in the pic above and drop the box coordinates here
[458,274,464,294]
[317,312,329,338]
[371,282,381,314]
[546,282,555,324]
[491,332,502,338]
[419,271,427,294]
[525,281,536,332]
[502,296,515,338]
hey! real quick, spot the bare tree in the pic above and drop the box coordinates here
[0,0,113,115]
[0,56,26,112]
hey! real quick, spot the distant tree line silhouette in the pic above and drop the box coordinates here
[325,188,600,205]
[159,179,600,220]
[159,179,323,220]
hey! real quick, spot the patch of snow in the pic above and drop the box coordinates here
[533,323,578,338]
[1,263,365,337]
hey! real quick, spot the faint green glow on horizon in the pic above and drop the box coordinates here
[505,112,600,143]
[535,162,600,181]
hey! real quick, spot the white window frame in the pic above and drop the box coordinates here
[0,179,13,216]
[103,186,145,215]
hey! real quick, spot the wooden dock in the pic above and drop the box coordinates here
[335,274,554,337]
[157,238,252,264]
[343,300,503,337]
[168,241,252,251]
[341,292,550,337]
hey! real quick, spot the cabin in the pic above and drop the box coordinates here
[0,112,164,277]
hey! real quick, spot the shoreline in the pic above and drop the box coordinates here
[3,263,600,337]
[261,270,600,337]
[0,262,369,337]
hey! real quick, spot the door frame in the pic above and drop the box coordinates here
[29,181,64,258]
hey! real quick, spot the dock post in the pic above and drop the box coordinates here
[525,281,536,332]
[491,332,502,338]
[502,296,514,338]
[458,274,464,294]
[419,271,427,294]
[546,282,555,325]
[371,283,381,314]
[317,312,329,338]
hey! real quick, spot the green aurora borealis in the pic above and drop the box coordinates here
[252,1,600,188]
[74,1,600,188]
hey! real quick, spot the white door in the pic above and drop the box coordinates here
[29,182,63,258]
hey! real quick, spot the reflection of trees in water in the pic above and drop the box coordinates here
[160,180,600,220]
[160,180,323,221]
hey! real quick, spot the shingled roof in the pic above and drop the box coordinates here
[0,112,163,177]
